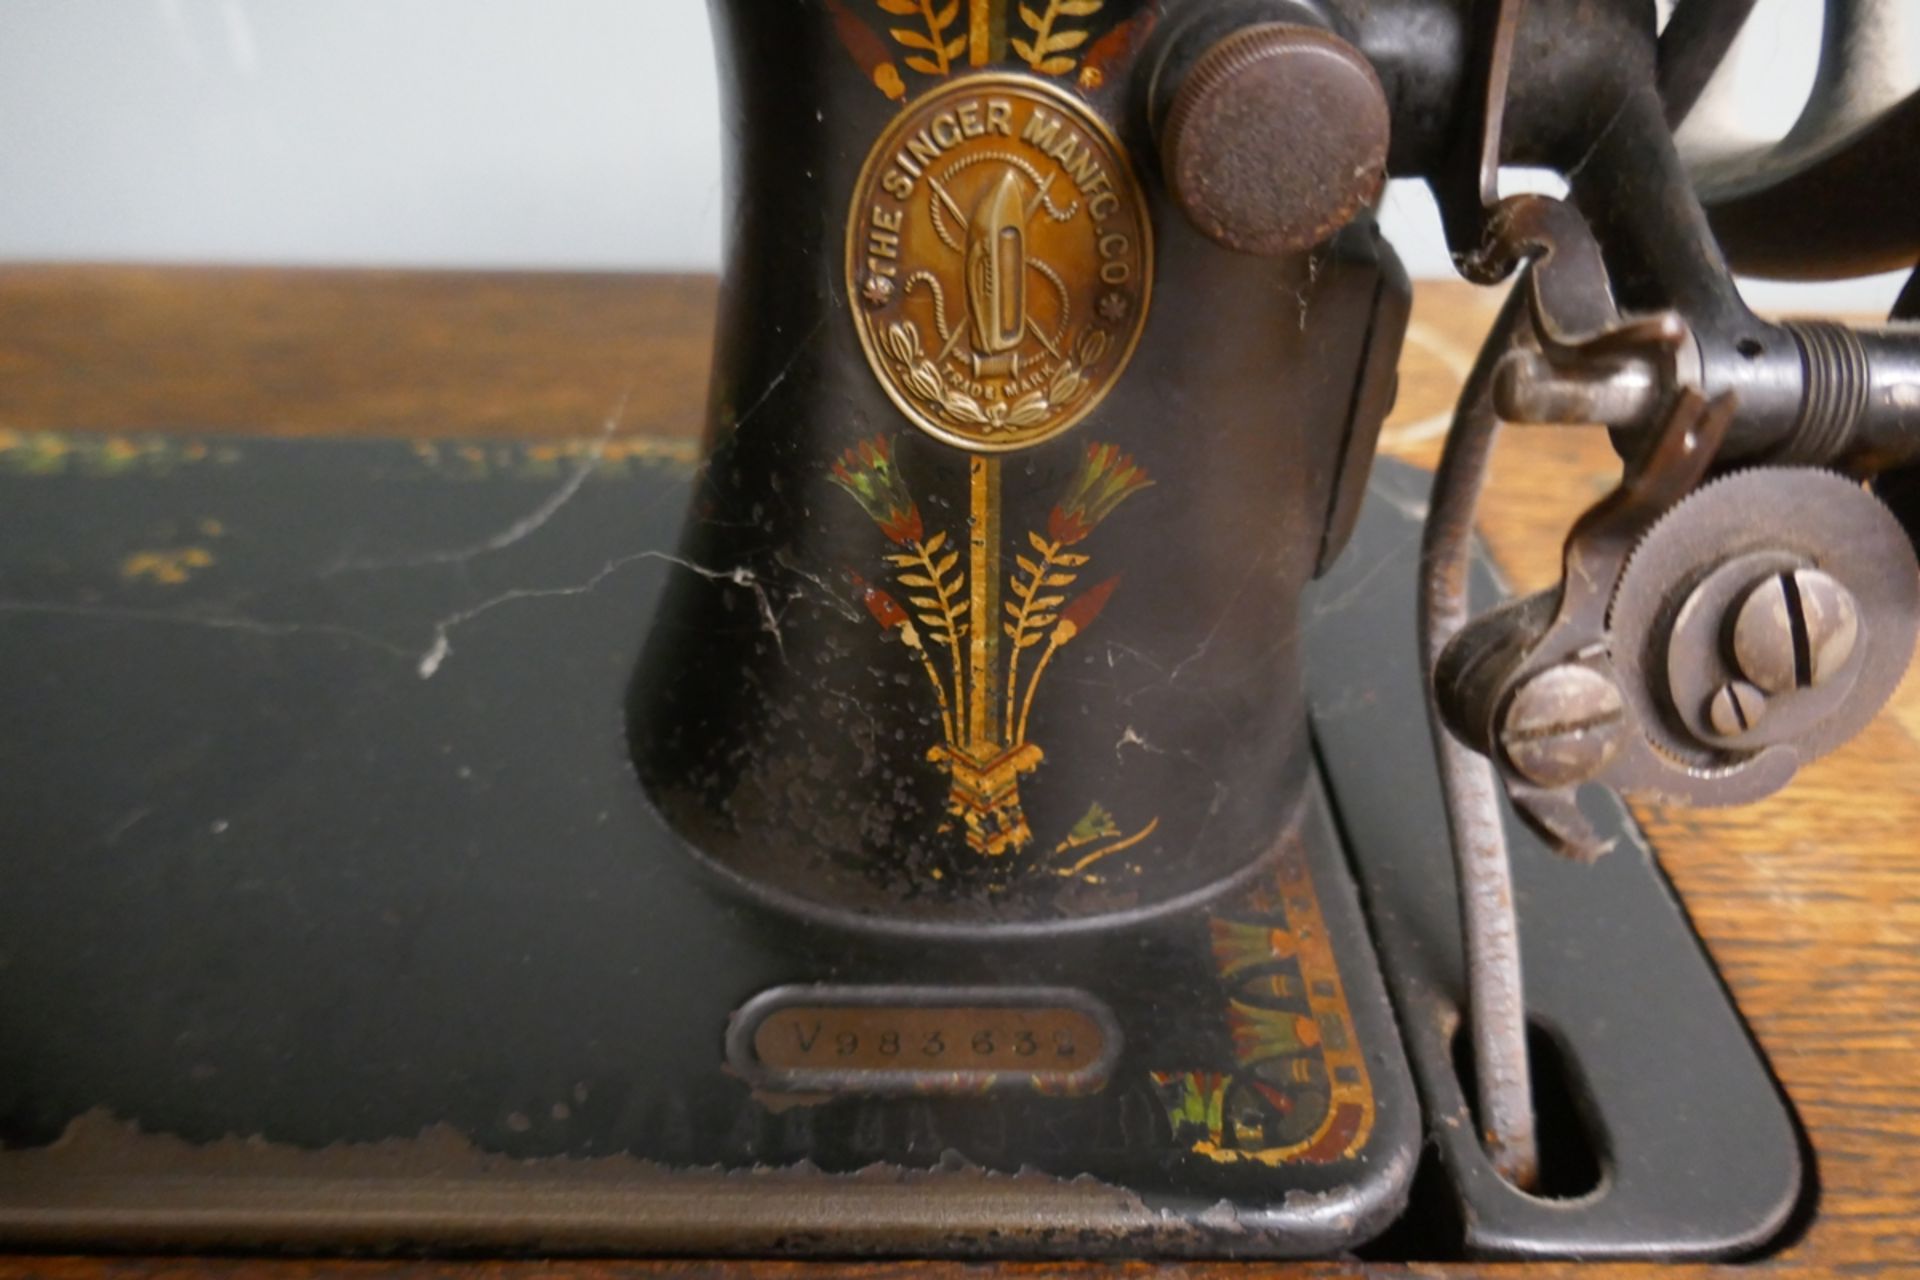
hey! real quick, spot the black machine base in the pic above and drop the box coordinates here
[0,433,1799,1258]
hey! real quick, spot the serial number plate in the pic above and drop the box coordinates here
[728,985,1118,1096]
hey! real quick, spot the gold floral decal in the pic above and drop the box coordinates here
[1005,441,1148,739]
[875,0,967,77]
[1053,801,1160,880]
[825,0,909,100]
[834,435,1152,857]
[831,436,971,746]
[853,573,959,744]
[829,1,1138,94]
[0,429,238,477]
[1150,848,1377,1167]
[121,547,215,586]
[1013,0,1105,75]
[409,437,697,480]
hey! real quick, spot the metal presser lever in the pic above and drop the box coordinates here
[1409,0,1920,1190]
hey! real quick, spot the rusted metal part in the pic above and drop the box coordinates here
[1384,0,1920,1233]
[1459,195,1623,338]
[1419,285,1538,1192]
[1412,4,1920,473]
[1706,680,1768,738]
[1608,467,1920,772]
[1417,177,1766,1121]
[1424,166,1711,854]
[1471,194,1695,438]
[1435,388,1760,859]
[1326,0,1919,433]
[1470,0,1523,209]
[1763,320,1920,472]
[1498,664,1626,790]
[1662,549,1814,747]
[1441,135,1700,435]
[1437,442,1920,868]
[1732,568,1861,694]
[1491,346,1664,428]
[1160,22,1391,256]
[1428,0,1527,263]
[1315,459,1804,1259]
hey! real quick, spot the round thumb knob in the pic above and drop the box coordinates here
[1161,22,1391,256]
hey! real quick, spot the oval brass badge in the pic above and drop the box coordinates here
[849,75,1153,452]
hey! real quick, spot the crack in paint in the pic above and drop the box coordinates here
[324,390,633,577]
[0,599,413,659]
[417,550,787,679]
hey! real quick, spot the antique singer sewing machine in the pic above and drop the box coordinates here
[2,0,1918,1263]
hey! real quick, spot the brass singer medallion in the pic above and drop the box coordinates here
[849,75,1152,452]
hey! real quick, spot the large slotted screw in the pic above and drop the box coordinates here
[1732,568,1860,694]
[1499,664,1627,789]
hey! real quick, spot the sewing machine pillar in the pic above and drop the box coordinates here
[634,0,1409,931]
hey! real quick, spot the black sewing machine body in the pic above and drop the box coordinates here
[3,0,1917,1261]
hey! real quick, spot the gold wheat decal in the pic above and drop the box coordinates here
[1013,0,1104,75]
[830,438,969,737]
[1003,532,1086,734]
[875,0,967,77]
[890,530,970,727]
[835,436,1152,858]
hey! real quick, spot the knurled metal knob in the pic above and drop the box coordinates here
[1160,22,1391,256]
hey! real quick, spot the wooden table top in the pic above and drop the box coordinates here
[0,265,1913,1278]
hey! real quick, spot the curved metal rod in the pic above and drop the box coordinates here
[1657,0,1762,129]
[1419,284,1539,1191]
[1696,0,1920,187]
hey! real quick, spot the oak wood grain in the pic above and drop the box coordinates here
[0,266,714,440]
[0,267,1914,1278]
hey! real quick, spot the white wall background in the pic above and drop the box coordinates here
[0,0,1909,312]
